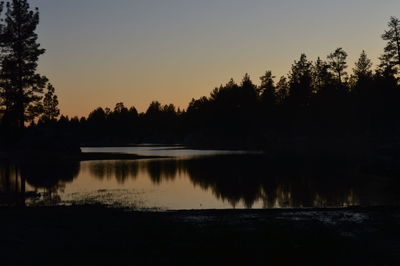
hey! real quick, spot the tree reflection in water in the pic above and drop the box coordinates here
[0,164,24,206]
[1,154,400,208]
[89,160,139,184]
[86,155,400,208]
[0,160,80,206]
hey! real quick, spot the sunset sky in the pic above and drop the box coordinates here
[30,0,400,117]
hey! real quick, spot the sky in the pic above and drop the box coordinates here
[29,0,400,117]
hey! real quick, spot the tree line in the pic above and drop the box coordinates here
[29,17,400,148]
[0,2,399,150]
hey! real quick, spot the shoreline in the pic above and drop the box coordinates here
[0,151,167,161]
[2,204,399,216]
[1,205,400,265]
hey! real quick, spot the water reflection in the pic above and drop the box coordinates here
[0,164,25,206]
[90,161,139,183]
[1,154,400,209]
[85,155,400,209]
[0,160,80,206]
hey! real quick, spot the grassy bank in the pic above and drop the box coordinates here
[1,206,400,266]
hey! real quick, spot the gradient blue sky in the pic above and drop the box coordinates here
[29,0,400,117]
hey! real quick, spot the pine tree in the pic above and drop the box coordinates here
[240,73,258,96]
[259,71,276,107]
[0,0,48,129]
[378,52,398,78]
[312,57,333,91]
[239,73,258,110]
[275,76,289,104]
[353,50,373,82]
[381,17,400,70]
[41,83,60,121]
[327,48,348,84]
[288,54,313,106]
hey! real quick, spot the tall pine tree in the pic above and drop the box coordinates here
[288,54,313,107]
[381,17,400,70]
[0,0,48,129]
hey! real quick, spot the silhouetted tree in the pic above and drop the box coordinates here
[259,71,276,106]
[57,115,69,125]
[41,83,60,122]
[353,51,373,82]
[114,102,127,113]
[378,52,398,79]
[288,54,313,107]
[0,0,48,129]
[312,57,333,91]
[86,107,108,135]
[259,71,276,129]
[239,73,259,111]
[381,16,400,71]
[348,51,375,132]
[327,48,348,84]
[275,76,289,104]
[146,101,162,117]
[186,96,211,131]
[88,107,107,124]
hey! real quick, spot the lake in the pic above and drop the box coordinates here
[1,146,400,209]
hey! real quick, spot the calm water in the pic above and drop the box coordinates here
[1,146,400,209]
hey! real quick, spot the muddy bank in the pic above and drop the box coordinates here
[1,206,400,266]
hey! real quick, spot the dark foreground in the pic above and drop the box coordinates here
[1,207,400,266]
